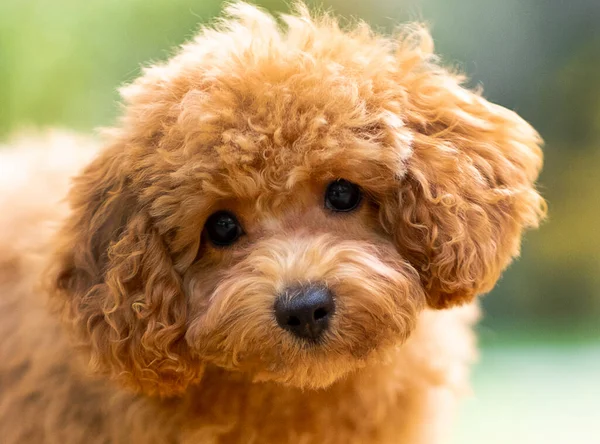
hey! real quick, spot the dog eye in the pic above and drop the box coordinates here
[205,211,243,246]
[324,179,362,212]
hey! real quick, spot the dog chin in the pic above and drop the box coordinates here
[217,336,403,390]
[248,342,407,390]
[247,355,368,390]
[250,369,353,390]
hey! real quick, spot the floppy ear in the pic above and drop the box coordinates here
[46,144,201,396]
[388,44,546,308]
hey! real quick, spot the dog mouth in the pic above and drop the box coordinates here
[187,301,422,389]
[244,328,405,389]
[188,306,411,390]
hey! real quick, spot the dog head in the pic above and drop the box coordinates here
[47,3,545,396]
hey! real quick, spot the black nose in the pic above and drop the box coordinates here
[274,284,335,342]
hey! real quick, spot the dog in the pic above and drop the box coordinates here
[0,3,545,443]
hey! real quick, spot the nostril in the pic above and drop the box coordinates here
[287,316,301,327]
[313,307,329,321]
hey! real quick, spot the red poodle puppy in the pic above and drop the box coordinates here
[0,3,545,443]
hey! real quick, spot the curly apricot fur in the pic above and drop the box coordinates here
[0,3,544,443]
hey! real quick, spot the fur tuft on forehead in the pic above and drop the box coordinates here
[112,2,428,187]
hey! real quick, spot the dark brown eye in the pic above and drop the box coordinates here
[325,179,362,212]
[205,211,243,246]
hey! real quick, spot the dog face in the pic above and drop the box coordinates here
[47,3,545,395]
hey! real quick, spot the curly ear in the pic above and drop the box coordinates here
[388,55,546,308]
[46,144,201,396]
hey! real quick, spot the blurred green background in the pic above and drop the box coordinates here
[1,0,598,442]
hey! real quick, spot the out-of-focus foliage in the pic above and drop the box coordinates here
[1,0,599,338]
